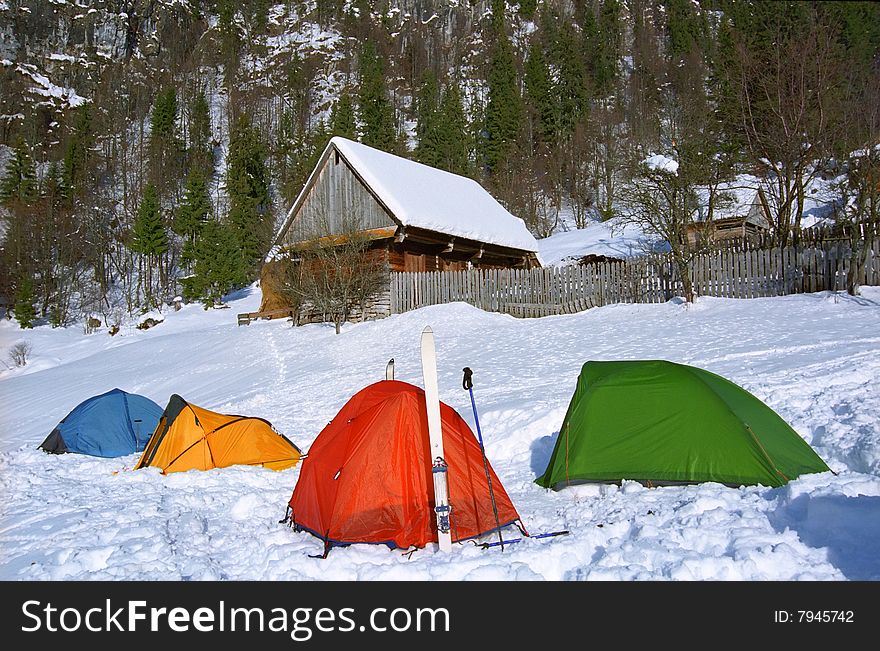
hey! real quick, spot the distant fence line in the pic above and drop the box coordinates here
[389,240,880,318]
[716,221,880,251]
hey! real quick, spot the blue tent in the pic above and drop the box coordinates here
[39,388,163,457]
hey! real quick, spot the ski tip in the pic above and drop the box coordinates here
[422,325,433,335]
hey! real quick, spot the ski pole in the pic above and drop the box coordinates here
[462,367,504,551]
[478,530,570,550]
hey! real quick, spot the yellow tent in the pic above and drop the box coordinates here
[136,395,300,474]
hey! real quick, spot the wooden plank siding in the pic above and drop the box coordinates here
[390,239,880,318]
[283,150,396,246]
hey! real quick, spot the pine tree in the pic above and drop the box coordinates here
[275,110,304,202]
[182,219,246,307]
[484,23,522,172]
[150,87,181,195]
[330,92,357,140]
[552,20,588,136]
[582,2,602,86]
[189,0,204,20]
[725,0,811,56]
[518,0,537,20]
[599,0,622,62]
[823,1,880,75]
[0,140,38,204]
[151,88,178,141]
[218,0,235,37]
[583,0,620,96]
[524,39,555,144]
[414,71,442,167]
[708,14,743,152]
[13,276,36,329]
[188,90,213,180]
[316,0,345,26]
[667,0,707,59]
[217,0,240,64]
[132,185,168,257]
[437,85,471,176]
[131,184,168,308]
[41,160,73,327]
[357,42,397,151]
[174,172,212,269]
[62,105,93,197]
[491,0,507,27]
[226,114,272,275]
[305,119,331,178]
[43,161,66,204]
[283,50,311,129]
[252,0,268,35]
[628,1,663,145]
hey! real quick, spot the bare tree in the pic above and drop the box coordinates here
[521,146,562,239]
[620,42,729,304]
[589,100,627,222]
[620,149,701,303]
[626,0,664,149]
[833,68,880,295]
[281,212,388,335]
[8,341,32,367]
[567,119,596,229]
[734,12,845,246]
[836,150,880,296]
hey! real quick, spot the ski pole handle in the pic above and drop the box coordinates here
[462,367,473,390]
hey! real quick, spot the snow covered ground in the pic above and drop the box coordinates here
[1,286,879,581]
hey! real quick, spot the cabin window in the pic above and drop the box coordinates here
[334,151,340,165]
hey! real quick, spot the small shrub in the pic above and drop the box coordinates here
[13,279,36,329]
[8,341,32,367]
[84,316,102,334]
[49,306,66,328]
[137,317,163,330]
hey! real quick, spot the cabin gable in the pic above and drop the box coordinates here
[280,146,397,247]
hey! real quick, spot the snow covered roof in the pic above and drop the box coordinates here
[278,137,539,253]
[691,176,765,225]
[537,218,668,267]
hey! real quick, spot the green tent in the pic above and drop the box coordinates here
[536,360,830,489]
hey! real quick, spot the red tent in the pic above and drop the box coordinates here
[288,380,522,552]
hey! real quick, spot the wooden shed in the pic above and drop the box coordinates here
[686,179,771,248]
[257,137,540,322]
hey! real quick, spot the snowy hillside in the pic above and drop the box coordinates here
[1,287,879,580]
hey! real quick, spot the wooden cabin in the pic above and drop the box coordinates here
[686,181,771,248]
[258,136,541,322]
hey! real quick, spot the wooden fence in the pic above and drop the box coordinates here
[390,240,880,318]
[713,221,880,251]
